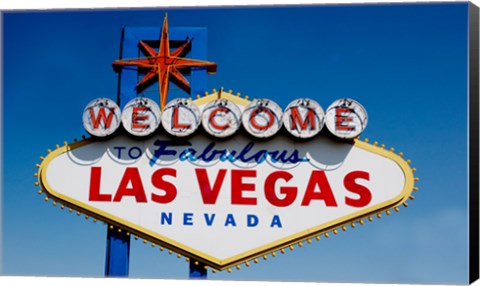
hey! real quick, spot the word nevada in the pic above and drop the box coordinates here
[83,96,368,140]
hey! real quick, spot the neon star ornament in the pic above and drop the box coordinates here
[112,14,217,109]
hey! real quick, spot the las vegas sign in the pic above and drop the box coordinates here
[37,88,417,271]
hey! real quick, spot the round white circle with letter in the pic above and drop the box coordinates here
[242,99,283,138]
[202,99,242,138]
[121,97,161,137]
[82,98,121,137]
[325,98,368,139]
[162,98,201,137]
[283,98,325,139]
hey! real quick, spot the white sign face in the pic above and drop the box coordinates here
[162,98,201,137]
[39,132,414,270]
[121,97,161,137]
[283,98,325,139]
[242,99,283,138]
[201,99,242,138]
[325,98,368,139]
[83,98,121,137]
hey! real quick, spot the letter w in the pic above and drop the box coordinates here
[195,168,227,204]
[89,107,115,129]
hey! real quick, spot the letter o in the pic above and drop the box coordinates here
[242,99,283,138]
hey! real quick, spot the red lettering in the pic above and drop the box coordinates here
[249,107,274,131]
[89,107,115,129]
[151,168,177,204]
[209,107,229,131]
[172,106,191,129]
[88,166,112,201]
[301,170,337,206]
[131,106,150,129]
[231,169,257,205]
[264,171,298,207]
[113,168,147,202]
[344,171,372,207]
[290,107,315,131]
[335,107,354,131]
[195,168,227,204]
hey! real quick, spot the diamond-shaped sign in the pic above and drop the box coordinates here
[38,93,415,270]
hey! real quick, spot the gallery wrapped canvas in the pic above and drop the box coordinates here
[1,1,479,285]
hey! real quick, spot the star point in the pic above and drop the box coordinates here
[113,14,217,109]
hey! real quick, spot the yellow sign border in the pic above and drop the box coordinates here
[37,91,417,271]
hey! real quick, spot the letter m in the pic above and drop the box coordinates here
[89,107,115,129]
[290,107,315,131]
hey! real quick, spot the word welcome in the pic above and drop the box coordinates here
[83,97,368,140]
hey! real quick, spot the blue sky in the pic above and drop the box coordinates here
[1,2,472,284]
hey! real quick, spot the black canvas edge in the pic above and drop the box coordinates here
[469,2,480,285]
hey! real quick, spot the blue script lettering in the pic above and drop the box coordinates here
[150,140,308,166]
[149,140,191,166]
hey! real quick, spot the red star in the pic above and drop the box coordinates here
[113,14,217,109]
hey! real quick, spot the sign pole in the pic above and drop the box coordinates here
[103,27,132,278]
[189,260,207,279]
[107,24,210,278]
[105,226,130,277]
[184,27,208,279]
